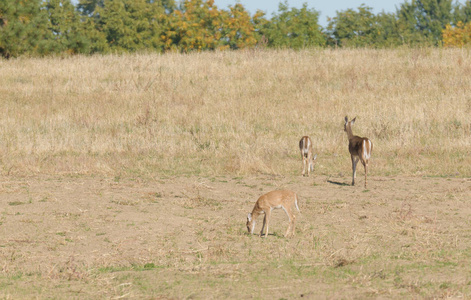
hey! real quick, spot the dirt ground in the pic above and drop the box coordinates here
[0,174,470,298]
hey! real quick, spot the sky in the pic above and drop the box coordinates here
[212,0,461,27]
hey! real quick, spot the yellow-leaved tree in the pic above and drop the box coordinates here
[161,0,258,52]
[222,4,257,50]
[442,21,471,47]
[162,0,225,51]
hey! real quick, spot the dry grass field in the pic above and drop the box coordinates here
[0,48,470,298]
[0,48,470,177]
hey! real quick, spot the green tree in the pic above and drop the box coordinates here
[374,12,404,47]
[0,0,52,58]
[452,0,471,24]
[77,0,105,17]
[97,0,165,52]
[396,0,453,45]
[45,0,99,54]
[327,5,381,47]
[260,1,325,49]
[79,15,110,53]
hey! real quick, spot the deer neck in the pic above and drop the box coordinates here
[345,125,355,140]
[250,208,262,219]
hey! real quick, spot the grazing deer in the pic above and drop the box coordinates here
[344,116,373,188]
[246,190,300,238]
[299,136,317,177]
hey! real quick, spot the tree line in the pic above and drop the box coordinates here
[1,0,471,58]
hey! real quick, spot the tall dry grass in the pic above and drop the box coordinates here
[0,48,470,177]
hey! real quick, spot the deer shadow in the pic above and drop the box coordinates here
[327,180,350,186]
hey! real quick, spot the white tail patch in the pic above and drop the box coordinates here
[294,195,300,213]
[367,140,372,159]
[301,137,311,157]
[362,139,372,160]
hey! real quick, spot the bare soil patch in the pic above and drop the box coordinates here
[1,174,470,298]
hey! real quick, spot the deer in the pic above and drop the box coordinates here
[344,116,373,188]
[246,190,300,238]
[299,136,317,177]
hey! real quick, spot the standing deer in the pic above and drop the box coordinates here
[299,136,317,177]
[246,190,300,238]
[344,116,373,188]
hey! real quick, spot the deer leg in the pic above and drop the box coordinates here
[286,212,296,238]
[354,157,360,179]
[260,213,266,237]
[302,156,306,176]
[263,209,271,238]
[351,156,359,186]
[291,214,296,237]
[282,206,295,238]
[359,157,368,188]
[306,153,311,177]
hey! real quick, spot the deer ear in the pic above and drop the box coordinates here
[351,117,356,124]
[247,213,252,222]
[344,116,348,123]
